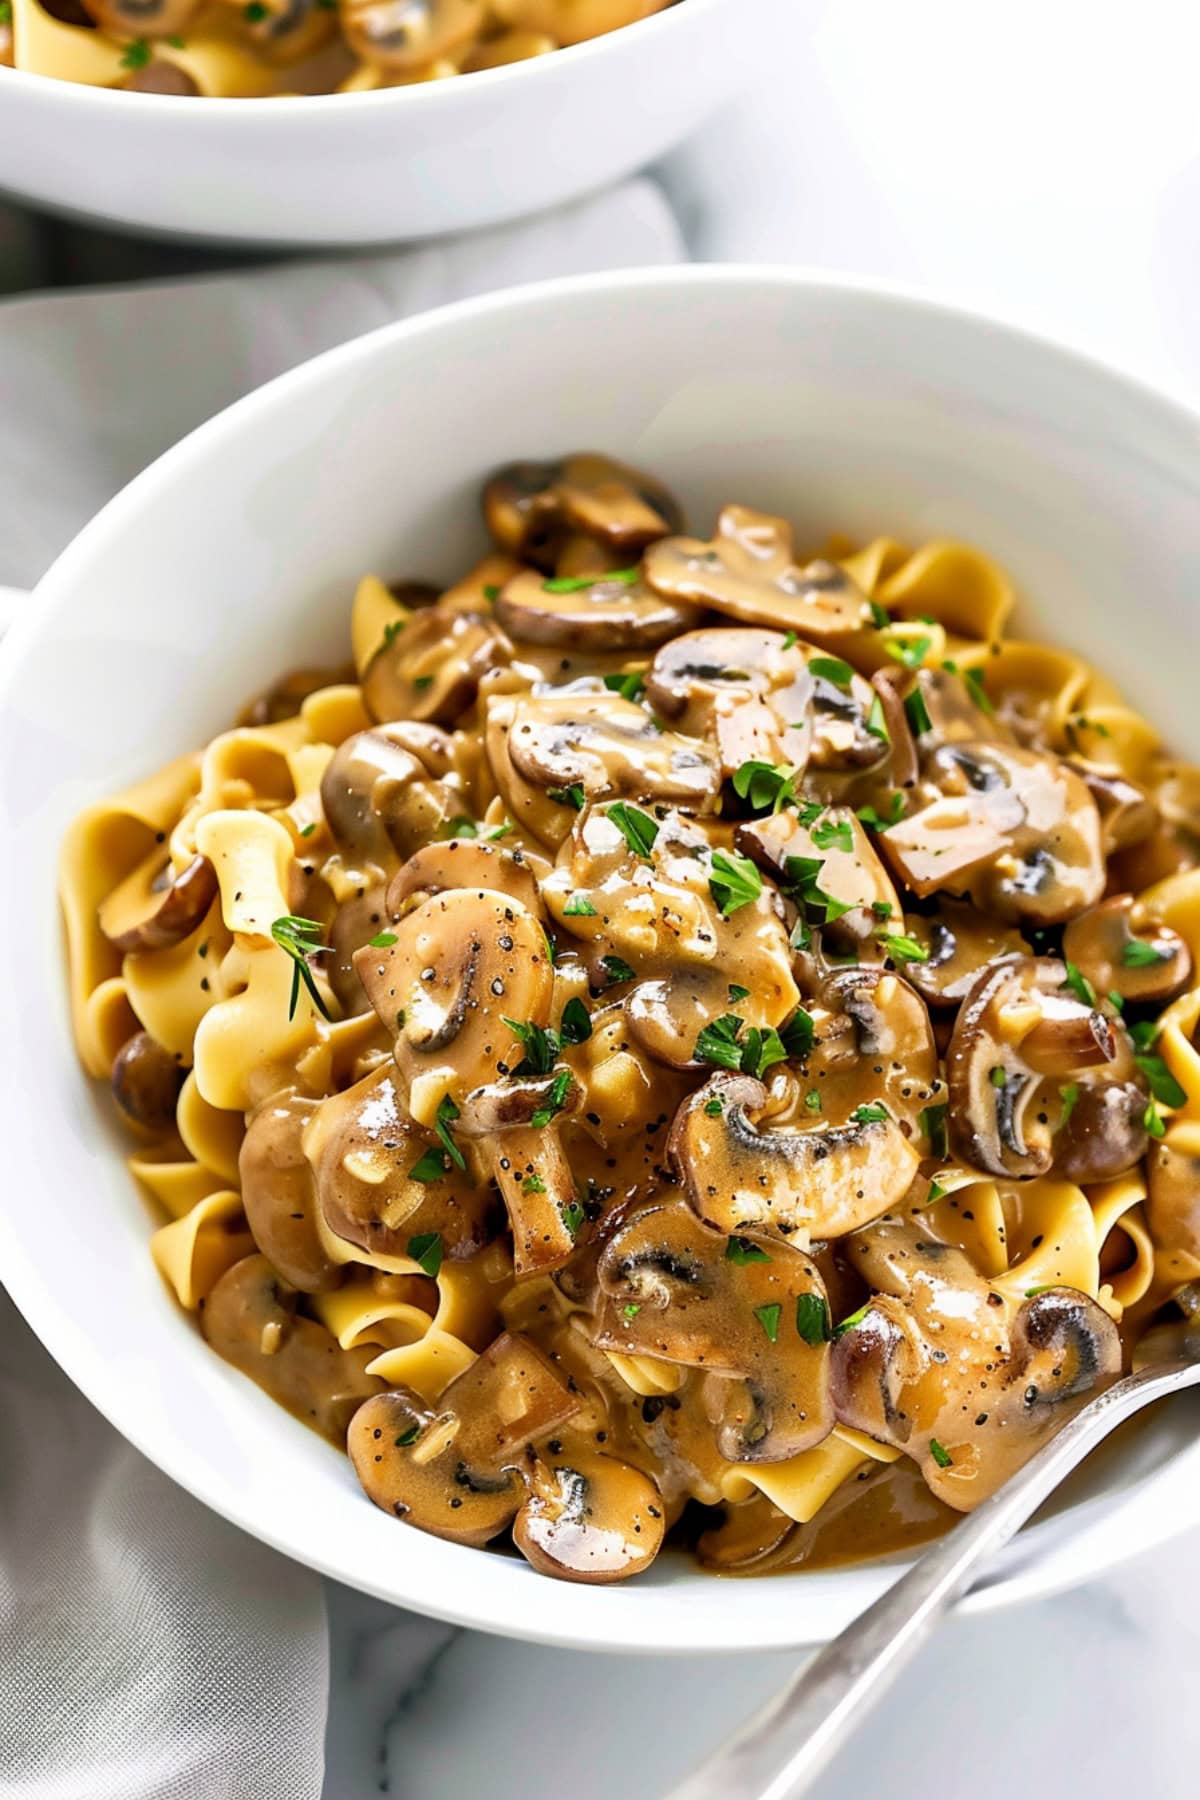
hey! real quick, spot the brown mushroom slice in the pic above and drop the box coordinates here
[327,883,392,1015]
[900,901,1027,1007]
[670,1072,920,1245]
[98,849,218,953]
[240,1090,341,1292]
[802,966,940,1131]
[495,568,701,651]
[1062,894,1192,1007]
[502,691,719,807]
[387,836,549,918]
[643,506,872,640]
[1066,761,1158,855]
[482,452,682,571]
[880,741,1104,924]
[347,1331,579,1544]
[946,955,1147,1182]
[736,806,900,960]
[304,1064,495,1262]
[111,1030,186,1135]
[354,887,554,1124]
[455,1076,582,1274]
[1146,1134,1200,1267]
[201,1254,383,1444]
[594,1198,833,1463]
[832,1222,1120,1509]
[513,1449,666,1583]
[624,966,739,1071]
[340,0,485,72]
[321,725,465,876]
[362,604,511,728]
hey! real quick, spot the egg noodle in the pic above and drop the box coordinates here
[61,452,1200,1583]
[2,0,675,98]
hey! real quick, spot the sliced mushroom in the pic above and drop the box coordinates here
[735,805,900,961]
[321,726,464,875]
[240,1090,342,1292]
[899,900,1027,1007]
[201,1254,383,1445]
[880,741,1104,924]
[495,568,701,651]
[347,1331,579,1544]
[946,955,1147,1182]
[499,691,718,806]
[594,1199,834,1462]
[303,1063,496,1261]
[803,966,941,1131]
[241,0,337,60]
[328,883,392,1015]
[643,506,872,639]
[98,849,218,953]
[354,887,554,1125]
[339,0,485,71]
[513,1449,666,1582]
[482,452,682,571]
[362,604,511,728]
[1062,895,1192,1007]
[1066,761,1158,855]
[111,1030,185,1135]
[831,1220,1120,1508]
[1146,1134,1200,1266]
[387,836,549,918]
[670,1070,921,1245]
[455,1075,582,1274]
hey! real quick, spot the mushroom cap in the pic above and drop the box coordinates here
[643,506,872,639]
[1066,760,1158,855]
[482,452,682,570]
[347,1332,579,1545]
[354,886,554,1121]
[362,604,511,728]
[320,725,463,875]
[899,900,1027,1007]
[594,1198,834,1463]
[1062,893,1192,1006]
[201,1254,383,1445]
[1146,1134,1200,1264]
[513,1448,666,1582]
[735,806,900,960]
[239,1089,343,1292]
[110,1030,185,1135]
[946,954,1147,1182]
[386,836,549,919]
[340,0,486,72]
[495,568,702,651]
[327,882,392,1016]
[803,965,941,1131]
[98,849,218,954]
[489,691,720,819]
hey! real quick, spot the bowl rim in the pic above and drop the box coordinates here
[2,0,725,117]
[6,262,1200,1651]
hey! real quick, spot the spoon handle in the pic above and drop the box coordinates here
[667,1358,1200,1800]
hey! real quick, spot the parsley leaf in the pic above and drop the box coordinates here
[856,793,906,831]
[851,1102,890,1124]
[809,655,854,690]
[732,759,800,813]
[709,849,763,917]
[833,1302,872,1338]
[600,954,636,986]
[548,783,585,810]
[1122,939,1172,968]
[726,1236,771,1265]
[1058,1082,1080,1131]
[561,1198,585,1237]
[270,916,332,1021]
[753,1302,782,1343]
[695,1014,746,1072]
[920,1102,948,1158]
[435,1094,466,1171]
[728,983,751,1003]
[607,801,659,860]
[929,1438,954,1470]
[563,894,597,916]
[903,686,933,736]
[603,671,646,702]
[559,997,592,1045]
[368,930,397,948]
[1061,961,1098,1008]
[543,568,640,594]
[1135,1053,1187,1109]
[804,1088,822,1113]
[119,36,152,67]
[704,1096,725,1116]
[409,1147,451,1184]
[885,634,932,669]
[1144,1098,1167,1139]
[795,1293,831,1344]
[876,932,929,965]
[964,665,994,714]
[406,1231,443,1277]
[531,1070,572,1129]
[865,695,890,742]
[811,815,853,854]
[781,1007,816,1060]
[503,1017,560,1077]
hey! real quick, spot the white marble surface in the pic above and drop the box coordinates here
[320,3,1200,1792]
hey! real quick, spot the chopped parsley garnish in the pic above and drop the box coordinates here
[871,900,894,920]
[782,854,854,927]
[728,983,751,1003]
[368,930,397,948]
[542,567,640,594]
[809,655,854,690]
[709,848,763,917]
[622,1303,642,1321]
[926,1178,947,1205]
[412,674,434,692]
[560,997,593,1045]
[243,0,268,19]
[856,793,906,831]
[381,618,406,650]
[406,1231,443,1277]
[782,630,799,650]
[409,1147,452,1184]
[833,1302,871,1338]
[1129,1019,1161,1052]
[442,815,479,839]
[270,916,332,1021]
[1057,1082,1080,1131]
[395,1424,421,1447]
[885,634,933,669]
[811,815,853,854]
[563,894,597,916]
[483,583,501,602]
[548,783,585,810]
[795,1293,831,1345]
[435,1094,465,1171]
[964,665,994,714]
[797,800,827,828]
[694,1015,747,1073]
[929,1438,954,1470]
[600,954,636,985]
[522,1173,546,1194]
[851,1102,889,1124]
[503,1017,560,1076]
[607,801,659,860]
[561,1198,585,1238]
[1122,938,1172,968]
[1061,961,1098,1008]
[531,1070,572,1130]
[1135,1053,1187,1109]
[732,759,800,813]
[865,695,890,742]
[1144,1099,1167,1140]
[485,821,514,841]
[1108,990,1125,1013]
[1024,1286,1051,1298]
[119,36,153,68]
[920,1102,948,1158]
[781,1007,816,1060]
[603,670,646,702]
[876,932,930,965]
[704,1096,725,1117]
[868,600,890,628]
[903,686,933,737]
[299,822,317,838]
[726,1236,771,1265]
[753,1302,782,1343]
[804,1089,822,1113]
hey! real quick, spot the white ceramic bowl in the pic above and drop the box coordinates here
[0,0,769,246]
[3,268,1199,1653]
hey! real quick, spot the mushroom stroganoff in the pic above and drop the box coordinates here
[3,0,675,98]
[62,453,1200,1584]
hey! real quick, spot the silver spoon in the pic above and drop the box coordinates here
[668,1305,1200,1800]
